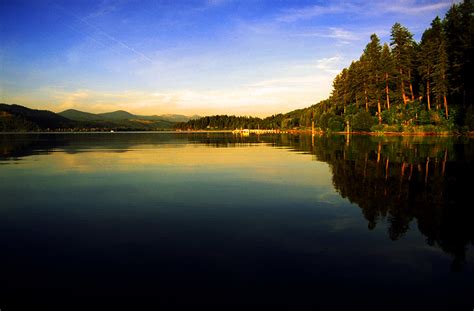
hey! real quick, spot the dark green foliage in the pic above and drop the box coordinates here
[0,104,75,130]
[418,110,432,125]
[418,17,443,110]
[0,104,176,131]
[364,34,383,106]
[60,108,184,124]
[175,115,264,130]
[465,106,474,130]
[59,109,104,121]
[316,112,331,130]
[444,0,474,108]
[0,113,38,131]
[352,111,375,131]
[4,2,473,134]
[96,110,136,120]
[381,109,398,125]
[302,1,473,133]
[327,115,344,131]
[391,22,417,103]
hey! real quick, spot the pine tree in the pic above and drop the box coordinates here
[444,0,474,108]
[433,38,449,118]
[390,23,416,106]
[380,43,394,110]
[331,69,349,115]
[359,54,370,112]
[418,17,443,111]
[347,60,364,110]
[363,34,383,123]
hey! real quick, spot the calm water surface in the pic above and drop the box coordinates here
[0,133,473,308]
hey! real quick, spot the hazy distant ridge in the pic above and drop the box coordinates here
[0,104,200,131]
[59,109,199,123]
[0,104,76,131]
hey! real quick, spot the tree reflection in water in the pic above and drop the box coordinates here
[1,133,473,271]
[267,134,474,271]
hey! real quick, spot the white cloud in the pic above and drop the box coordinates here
[328,27,358,41]
[382,1,453,14]
[84,0,119,20]
[206,0,232,7]
[297,27,361,44]
[1,50,348,117]
[289,56,345,75]
[277,1,455,23]
[24,56,340,117]
[277,4,352,23]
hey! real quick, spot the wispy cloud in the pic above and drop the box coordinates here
[54,2,153,63]
[277,3,352,23]
[42,86,307,117]
[313,56,345,74]
[77,16,153,63]
[280,56,345,76]
[36,55,344,116]
[381,1,453,14]
[84,0,120,20]
[277,1,456,23]
[206,0,232,7]
[297,27,361,44]
[2,0,458,116]
[47,88,179,114]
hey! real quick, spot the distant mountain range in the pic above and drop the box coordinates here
[0,104,200,131]
[59,109,199,123]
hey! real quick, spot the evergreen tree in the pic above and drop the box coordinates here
[178,2,472,132]
[380,43,394,110]
[444,0,474,111]
[433,38,450,118]
[359,54,371,112]
[347,60,364,110]
[363,34,384,123]
[390,23,416,106]
[331,68,349,115]
[418,17,443,111]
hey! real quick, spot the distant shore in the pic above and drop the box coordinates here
[2,129,473,137]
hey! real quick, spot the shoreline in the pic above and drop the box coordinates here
[286,130,471,137]
[1,129,474,137]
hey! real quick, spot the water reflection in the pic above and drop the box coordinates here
[299,135,473,271]
[1,133,473,271]
[270,134,473,271]
[0,133,473,307]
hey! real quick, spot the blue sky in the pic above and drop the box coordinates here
[0,0,458,116]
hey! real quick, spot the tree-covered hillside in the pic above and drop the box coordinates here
[0,104,76,131]
[0,104,176,131]
[177,1,474,133]
[319,0,473,133]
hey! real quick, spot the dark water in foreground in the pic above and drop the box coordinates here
[0,133,473,309]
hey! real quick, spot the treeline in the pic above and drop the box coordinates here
[0,104,76,131]
[0,104,175,131]
[175,114,287,130]
[175,109,316,130]
[318,0,474,133]
[177,1,474,133]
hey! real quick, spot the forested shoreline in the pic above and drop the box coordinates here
[2,2,472,134]
[176,1,473,134]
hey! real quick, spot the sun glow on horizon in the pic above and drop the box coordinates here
[0,0,457,117]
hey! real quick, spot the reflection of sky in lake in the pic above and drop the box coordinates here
[2,144,348,210]
[0,133,472,308]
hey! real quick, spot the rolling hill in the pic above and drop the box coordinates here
[59,109,198,123]
[0,104,76,131]
[0,104,188,131]
[96,110,136,120]
[58,109,104,121]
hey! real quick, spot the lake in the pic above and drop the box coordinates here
[0,133,473,309]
